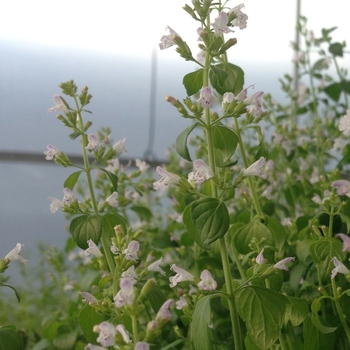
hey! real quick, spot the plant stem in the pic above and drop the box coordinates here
[331,278,350,342]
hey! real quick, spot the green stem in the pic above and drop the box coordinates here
[331,278,350,342]
[132,315,139,342]
[279,331,288,350]
[233,117,263,218]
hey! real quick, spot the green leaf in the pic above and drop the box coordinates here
[210,65,228,87]
[78,305,107,344]
[68,132,82,140]
[146,283,168,313]
[159,340,184,350]
[183,69,203,96]
[175,122,199,161]
[209,63,244,95]
[329,42,343,57]
[303,315,320,350]
[285,296,309,326]
[232,219,274,255]
[63,171,82,190]
[98,168,118,192]
[131,205,153,222]
[309,237,344,280]
[341,80,350,94]
[324,83,342,102]
[236,286,287,349]
[184,197,229,247]
[52,330,78,349]
[0,327,24,350]
[69,214,102,249]
[212,125,238,167]
[191,295,214,350]
[101,214,127,241]
[265,216,286,254]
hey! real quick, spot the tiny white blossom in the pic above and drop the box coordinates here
[332,180,350,198]
[106,158,120,173]
[331,257,350,279]
[44,144,60,160]
[84,239,102,258]
[114,278,135,307]
[134,342,149,350]
[122,266,138,281]
[175,296,189,310]
[122,240,140,260]
[48,196,64,213]
[62,188,75,205]
[242,157,267,179]
[256,249,267,265]
[113,137,127,155]
[153,166,180,190]
[169,264,195,288]
[211,11,233,37]
[106,192,119,208]
[273,257,295,271]
[116,324,131,344]
[338,110,350,136]
[85,134,99,152]
[135,159,149,172]
[155,299,173,323]
[197,87,217,108]
[159,26,181,50]
[188,159,214,184]
[79,292,98,304]
[229,3,248,30]
[95,321,116,347]
[47,94,68,113]
[4,243,28,265]
[147,258,166,276]
[336,234,350,253]
[197,270,217,291]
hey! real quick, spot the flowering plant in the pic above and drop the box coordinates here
[2,1,350,349]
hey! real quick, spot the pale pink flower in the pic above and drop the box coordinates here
[106,192,119,208]
[114,278,135,307]
[229,3,248,29]
[197,270,217,291]
[242,157,267,179]
[331,257,349,279]
[135,159,149,172]
[155,299,173,323]
[339,110,350,136]
[122,240,139,260]
[115,324,131,344]
[211,11,233,37]
[273,257,295,271]
[256,249,267,265]
[62,188,75,205]
[85,134,99,151]
[169,264,194,288]
[336,234,350,252]
[48,196,64,213]
[121,266,138,282]
[95,321,116,347]
[153,166,180,190]
[175,296,188,310]
[44,144,60,160]
[159,26,181,50]
[84,239,102,258]
[188,159,214,184]
[47,94,68,113]
[197,87,217,108]
[79,292,98,304]
[4,243,28,265]
[135,342,149,350]
[332,180,350,197]
[147,258,166,276]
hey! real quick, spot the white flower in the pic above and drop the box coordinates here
[188,159,214,184]
[211,11,233,37]
[47,94,68,113]
[113,137,127,154]
[4,243,28,265]
[197,270,217,291]
[48,196,64,213]
[312,194,322,205]
[85,134,99,152]
[159,26,180,50]
[242,157,267,179]
[116,324,131,344]
[332,180,350,197]
[153,166,180,190]
[229,3,248,30]
[106,192,119,207]
[122,240,139,260]
[169,264,194,288]
[147,258,166,276]
[333,137,344,150]
[134,342,149,350]
[106,158,120,173]
[273,257,295,271]
[256,249,267,265]
[122,266,138,282]
[44,144,60,160]
[135,159,149,172]
[175,296,189,310]
[62,187,75,205]
[79,292,98,304]
[338,110,350,136]
[95,321,116,347]
[84,239,102,258]
[155,299,173,323]
[331,257,350,279]
[336,234,350,253]
[197,87,217,108]
[114,278,135,307]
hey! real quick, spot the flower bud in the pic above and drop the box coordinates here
[139,278,156,299]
